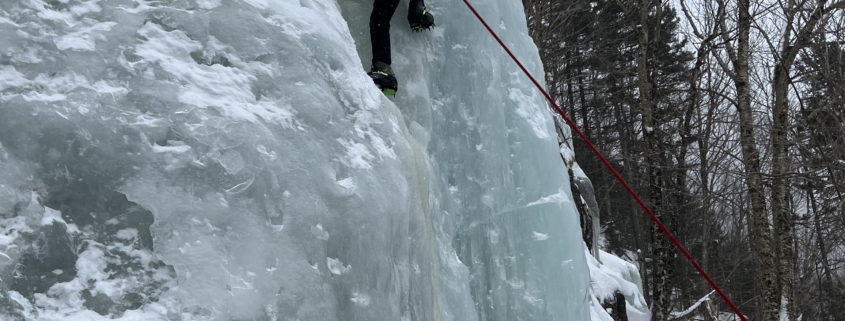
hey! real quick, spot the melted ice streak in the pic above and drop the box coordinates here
[0,0,591,319]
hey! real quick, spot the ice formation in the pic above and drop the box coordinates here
[0,0,593,319]
[586,249,651,321]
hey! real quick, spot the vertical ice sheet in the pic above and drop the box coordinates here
[339,0,591,319]
[0,0,589,319]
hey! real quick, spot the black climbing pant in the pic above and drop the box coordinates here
[370,0,423,66]
[370,0,400,66]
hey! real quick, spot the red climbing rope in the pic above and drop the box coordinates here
[460,1,748,320]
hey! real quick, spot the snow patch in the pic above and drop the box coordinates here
[338,139,375,170]
[532,232,549,241]
[586,249,650,320]
[350,292,370,307]
[0,66,29,91]
[337,177,356,192]
[115,228,138,241]
[327,257,351,275]
[509,87,551,139]
[195,0,222,9]
[527,187,572,206]
[134,22,293,125]
[152,144,192,154]
[311,224,330,241]
[54,21,117,51]
[41,207,80,233]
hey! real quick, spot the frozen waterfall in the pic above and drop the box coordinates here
[0,0,592,319]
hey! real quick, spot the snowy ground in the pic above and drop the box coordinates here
[587,248,652,321]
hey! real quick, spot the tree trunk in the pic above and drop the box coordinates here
[698,83,717,274]
[602,291,630,321]
[768,0,840,317]
[578,68,591,139]
[771,61,795,321]
[731,0,779,318]
[632,1,669,320]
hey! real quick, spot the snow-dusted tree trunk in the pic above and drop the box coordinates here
[601,291,630,321]
[714,0,780,318]
[769,1,843,319]
[771,34,796,321]
[630,1,670,319]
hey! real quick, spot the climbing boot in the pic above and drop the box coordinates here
[368,61,398,96]
[408,1,435,32]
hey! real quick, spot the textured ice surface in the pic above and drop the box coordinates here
[0,0,590,319]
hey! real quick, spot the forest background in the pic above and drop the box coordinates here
[519,0,845,319]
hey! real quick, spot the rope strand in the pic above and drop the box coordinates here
[459,1,747,319]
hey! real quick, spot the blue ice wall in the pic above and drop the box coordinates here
[0,0,589,319]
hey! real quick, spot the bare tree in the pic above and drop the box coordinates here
[763,1,845,319]
[522,0,845,319]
